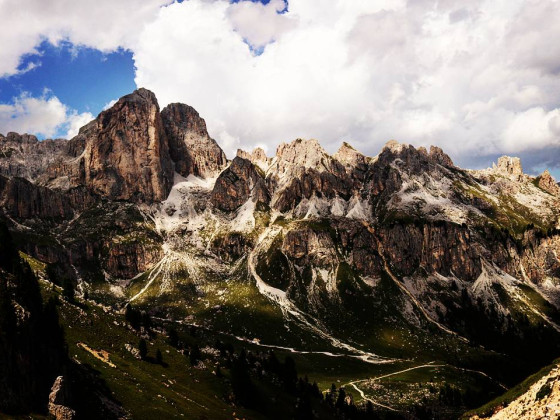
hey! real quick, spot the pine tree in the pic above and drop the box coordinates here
[312,381,322,399]
[283,356,298,393]
[167,327,179,348]
[325,383,337,407]
[335,387,346,410]
[62,277,75,302]
[125,305,141,330]
[138,339,148,360]
[231,352,255,407]
[189,344,201,366]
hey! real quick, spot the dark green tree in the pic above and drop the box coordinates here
[138,339,148,360]
[125,305,141,330]
[189,344,201,366]
[167,327,179,348]
[231,352,255,408]
[335,387,346,411]
[283,356,298,393]
[62,277,75,302]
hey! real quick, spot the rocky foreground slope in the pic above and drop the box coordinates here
[1,88,560,417]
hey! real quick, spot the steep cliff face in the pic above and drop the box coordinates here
[0,175,73,220]
[211,156,269,212]
[161,103,227,179]
[0,175,95,220]
[81,88,174,203]
[378,222,482,280]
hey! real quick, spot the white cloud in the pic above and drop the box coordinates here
[502,107,560,153]
[0,0,171,76]
[0,92,93,138]
[65,110,94,138]
[130,0,560,168]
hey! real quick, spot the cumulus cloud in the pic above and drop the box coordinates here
[0,92,93,138]
[2,0,560,176]
[0,0,170,76]
[65,110,95,138]
[130,0,560,174]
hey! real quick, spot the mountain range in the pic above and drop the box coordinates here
[1,88,560,419]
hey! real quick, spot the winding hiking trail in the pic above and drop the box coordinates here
[348,383,398,412]
[342,361,508,410]
[343,362,445,412]
[155,316,395,363]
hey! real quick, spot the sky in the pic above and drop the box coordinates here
[0,0,559,178]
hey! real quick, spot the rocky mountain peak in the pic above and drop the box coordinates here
[161,102,227,179]
[537,169,560,196]
[237,147,268,165]
[494,155,523,176]
[118,87,159,107]
[82,87,174,203]
[161,103,209,138]
[252,147,267,161]
[383,139,406,153]
[428,145,454,167]
[274,138,330,173]
[236,147,269,174]
[333,142,366,167]
[2,132,39,144]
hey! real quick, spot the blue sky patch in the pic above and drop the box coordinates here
[0,40,136,118]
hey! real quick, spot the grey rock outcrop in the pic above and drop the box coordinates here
[537,170,560,196]
[236,147,269,169]
[495,156,523,176]
[268,139,351,212]
[0,133,80,182]
[161,103,227,179]
[428,145,454,167]
[210,156,270,212]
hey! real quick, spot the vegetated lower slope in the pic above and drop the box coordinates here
[0,221,66,414]
[1,88,560,418]
[0,221,127,419]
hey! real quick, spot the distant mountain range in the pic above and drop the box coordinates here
[1,88,560,419]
